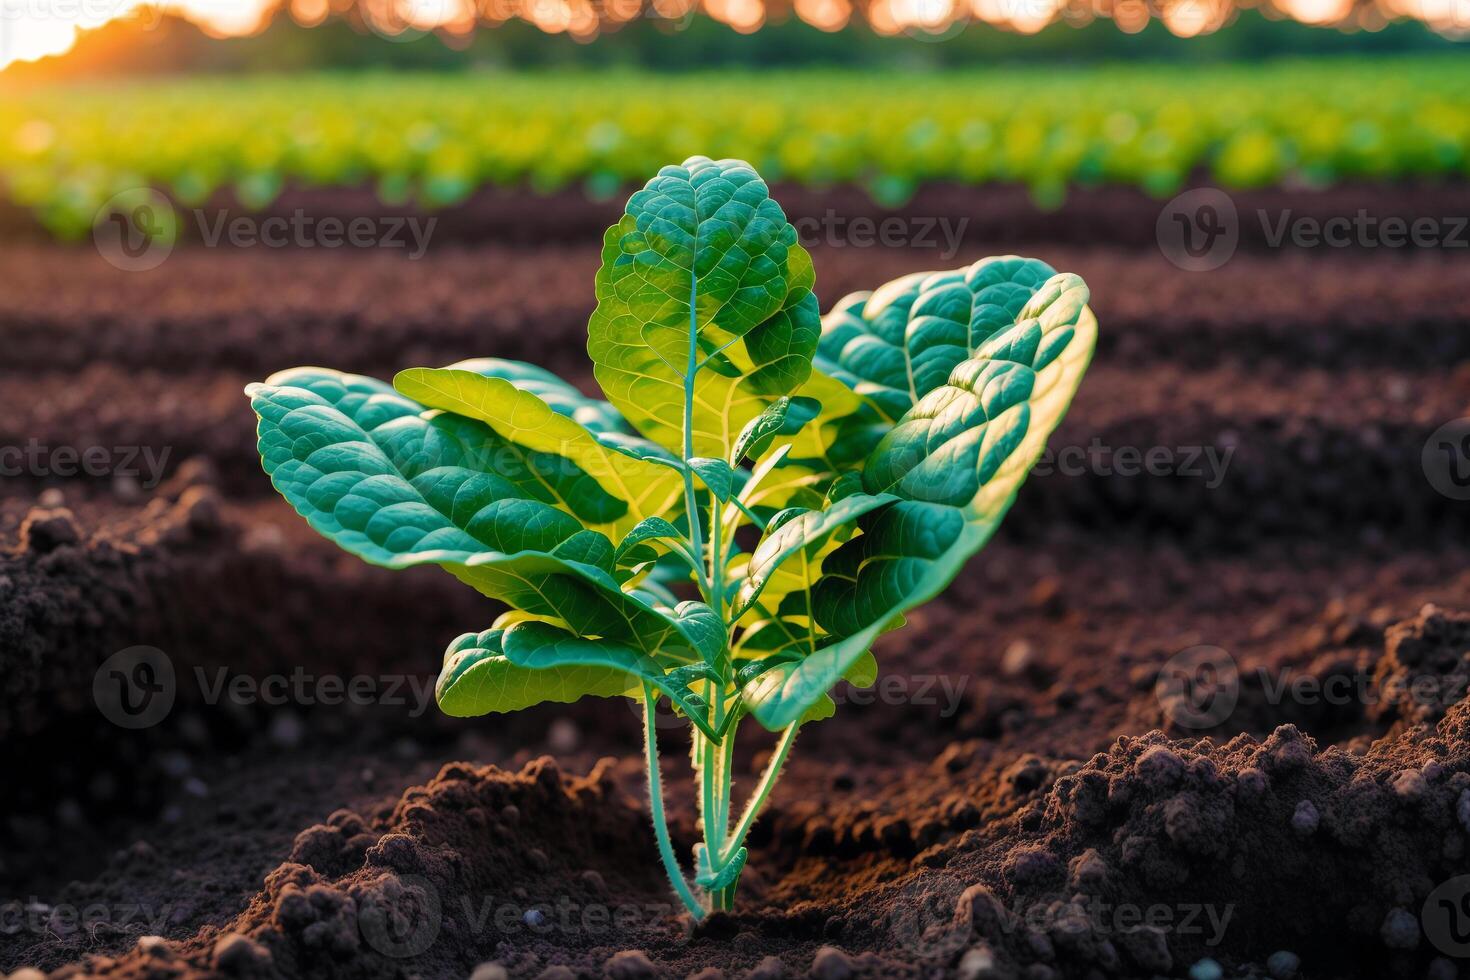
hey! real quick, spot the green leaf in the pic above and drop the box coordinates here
[745,271,1097,730]
[502,621,722,740]
[587,156,821,460]
[731,491,898,619]
[796,256,1061,473]
[689,457,736,501]
[437,627,637,717]
[672,600,727,665]
[817,256,1058,424]
[731,395,821,465]
[248,368,698,656]
[613,516,688,567]
[694,844,747,891]
[393,363,685,539]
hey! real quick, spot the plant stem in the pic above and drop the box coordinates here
[721,723,799,864]
[642,683,704,920]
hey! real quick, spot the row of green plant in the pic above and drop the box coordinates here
[4,57,1468,238]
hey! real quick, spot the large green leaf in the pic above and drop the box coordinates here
[247,367,697,655]
[500,621,722,738]
[587,156,821,460]
[437,626,638,717]
[394,362,684,539]
[745,272,1097,730]
[798,256,1060,471]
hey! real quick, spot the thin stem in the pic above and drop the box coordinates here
[642,683,704,920]
[720,723,799,865]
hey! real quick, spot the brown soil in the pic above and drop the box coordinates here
[4,188,1470,980]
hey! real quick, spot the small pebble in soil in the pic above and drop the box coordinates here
[1392,768,1428,800]
[269,712,306,749]
[1428,957,1458,980]
[213,933,272,974]
[469,963,509,980]
[1266,950,1300,979]
[810,946,855,980]
[1136,746,1185,788]
[522,907,546,929]
[1290,800,1319,836]
[747,955,785,980]
[1189,958,1223,980]
[957,943,1002,980]
[137,936,174,959]
[20,507,80,552]
[547,717,580,753]
[1002,639,1035,676]
[1380,907,1420,949]
[604,950,656,979]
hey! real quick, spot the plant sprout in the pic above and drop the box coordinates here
[246,157,1097,918]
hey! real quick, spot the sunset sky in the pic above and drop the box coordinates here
[0,0,1464,72]
[0,0,274,69]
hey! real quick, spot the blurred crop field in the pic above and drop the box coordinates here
[2,55,1469,236]
[7,13,1470,975]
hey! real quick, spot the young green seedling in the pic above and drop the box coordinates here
[246,157,1097,919]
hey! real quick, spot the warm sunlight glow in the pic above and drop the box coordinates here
[0,0,273,69]
[0,0,1466,72]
